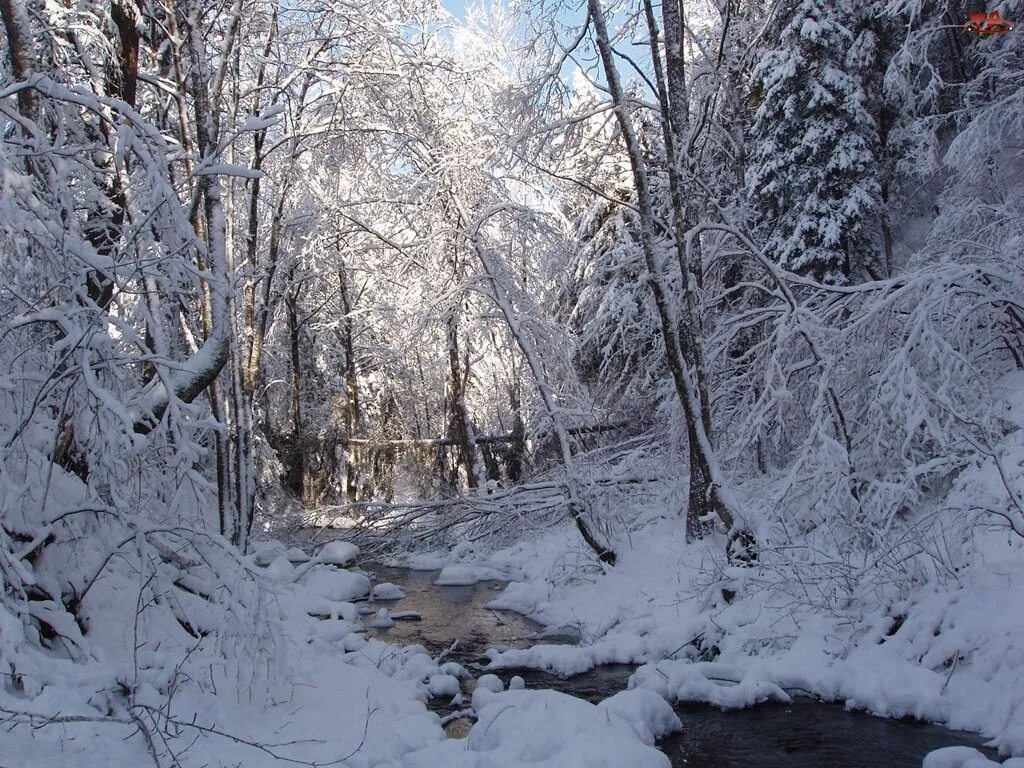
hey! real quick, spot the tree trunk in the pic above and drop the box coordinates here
[0,0,38,122]
[452,196,617,565]
[339,265,362,504]
[589,0,740,540]
[286,271,304,500]
[447,312,483,490]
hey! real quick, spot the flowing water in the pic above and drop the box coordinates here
[361,564,994,767]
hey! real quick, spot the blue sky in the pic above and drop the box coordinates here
[440,0,479,19]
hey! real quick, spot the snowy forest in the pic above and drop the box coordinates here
[1,0,1023,764]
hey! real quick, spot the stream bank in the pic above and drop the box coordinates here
[361,564,994,767]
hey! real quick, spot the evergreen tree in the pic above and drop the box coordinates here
[746,0,882,283]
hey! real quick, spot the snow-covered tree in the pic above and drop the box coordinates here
[746,0,882,283]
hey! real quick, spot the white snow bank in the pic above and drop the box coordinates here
[486,636,648,677]
[434,564,509,585]
[265,554,295,582]
[480,512,1024,756]
[373,582,406,600]
[631,660,791,709]
[302,565,370,601]
[922,746,1001,768]
[392,688,679,768]
[427,673,461,698]
[319,540,359,566]
[368,608,395,628]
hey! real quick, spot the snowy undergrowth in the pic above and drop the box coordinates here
[1,552,447,767]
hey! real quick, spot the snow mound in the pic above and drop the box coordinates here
[922,746,1000,768]
[373,582,406,600]
[440,662,470,679]
[427,674,461,698]
[434,565,507,585]
[474,674,504,694]
[631,660,791,709]
[367,608,395,628]
[301,566,370,602]
[319,540,359,566]
[600,688,683,743]
[265,555,295,583]
[253,543,287,566]
[395,688,676,768]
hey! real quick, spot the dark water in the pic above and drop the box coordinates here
[659,702,994,768]
[365,565,993,768]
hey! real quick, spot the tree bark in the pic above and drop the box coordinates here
[589,0,739,539]
[0,0,37,121]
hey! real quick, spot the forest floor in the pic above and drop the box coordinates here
[9,501,1024,767]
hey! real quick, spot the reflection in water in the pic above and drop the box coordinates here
[363,565,540,662]
[365,565,993,768]
[659,702,994,768]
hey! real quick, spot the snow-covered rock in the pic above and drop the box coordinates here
[434,565,507,585]
[599,689,682,743]
[311,619,361,643]
[372,582,406,600]
[391,610,422,621]
[367,608,395,628]
[427,674,461,698]
[302,566,371,602]
[631,660,791,709]
[475,674,504,693]
[254,544,287,566]
[319,540,359,566]
[509,675,526,690]
[922,746,999,768]
[395,688,676,768]
[298,595,359,620]
[265,555,295,583]
[440,662,470,680]
[285,546,310,563]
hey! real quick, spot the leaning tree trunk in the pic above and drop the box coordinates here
[642,0,715,541]
[589,0,740,542]
[451,195,617,565]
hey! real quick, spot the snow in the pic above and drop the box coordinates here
[440,661,471,679]
[319,540,360,566]
[373,582,407,600]
[434,564,509,585]
[474,673,505,693]
[459,509,1024,756]
[367,607,396,628]
[301,564,370,601]
[253,541,287,566]
[631,660,792,709]
[265,554,295,582]
[427,673,461,697]
[923,747,1001,768]
[393,688,678,768]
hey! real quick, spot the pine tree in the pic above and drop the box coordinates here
[746,0,881,283]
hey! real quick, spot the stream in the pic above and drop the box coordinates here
[361,564,993,767]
